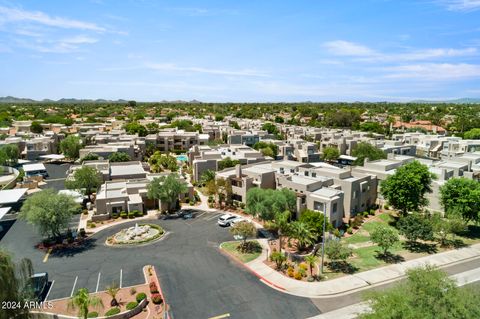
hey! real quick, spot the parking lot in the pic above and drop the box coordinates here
[0,210,320,319]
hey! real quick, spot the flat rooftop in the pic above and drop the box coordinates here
[0,188,28,205]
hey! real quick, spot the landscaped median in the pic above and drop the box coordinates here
[220,240,262,263]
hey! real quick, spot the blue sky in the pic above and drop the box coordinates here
[0,0,479,102]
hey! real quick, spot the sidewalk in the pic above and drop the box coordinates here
[245,239,480,298]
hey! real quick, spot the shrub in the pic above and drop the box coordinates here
[120,211,128,219]
[239,202,246,209]
[111,212,119,219]
[88,222,96,228]
[128,211,136,219]
[130,287,136,295]
[133,210,143,217]
[298,267,306,277]
[126,301,138,310]
[384,204,390,210]
[287,266,295,277]
[149,281,159,293]
[347,227,353,234]
[294,272,302,280]
[185,198,190,204]
[151,293,163,304]
[369,209,376,215]
[79,228,86,237]
[333,229,341,238]
[136,292,147,303]
[236,241,262,254]
[87,312,98,318]
[105,307,120,317]
[208,195,214,203]
[299,263,308,271]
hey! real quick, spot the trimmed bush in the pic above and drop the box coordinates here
[105,307,120,317]
[294,272,302,280]
[120,211,128,219]
[128,211,136,219]
[287,266,294,277]
[126,301,138,310]
[347,227,353,234]
[136,292,147,303]
[149,281,159,293]
[130,287,136,295]
[133,210,143,217]
[87,312,98,318]
[151,293,163,304]
[111,212,119,219]
[299,263,308,271]
[79,228,86,237]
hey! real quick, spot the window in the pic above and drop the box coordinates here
[304,171,309,176]
[312,172,317,178]
[333,203,337,213]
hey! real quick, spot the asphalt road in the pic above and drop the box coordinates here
[0,212,321,319]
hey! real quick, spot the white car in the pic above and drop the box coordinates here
[217,214,243,227]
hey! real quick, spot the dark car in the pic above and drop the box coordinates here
[29,273,49,301]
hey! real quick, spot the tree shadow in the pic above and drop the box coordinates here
[50,238,97,258]
[327,261,359,274]
[458,225,480,240]
[441,238,467,249]
[403,241,437,254]
[374,251,405,264]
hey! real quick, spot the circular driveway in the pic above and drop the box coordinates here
[1,212,320,319]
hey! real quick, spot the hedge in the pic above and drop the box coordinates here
[126,301,138,310]
[87,312,98,318]
[136,292,147,303]
[105,307,120,317]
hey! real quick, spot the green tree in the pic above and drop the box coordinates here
[105,283,120,307]
[321,146,340,162]
[289,221,316,251]
[108,152,131,162]
[124,122,147,137]
[68,288,104,319]
[229,121,240,129]
[146,122,159,134]
[360,265,480,319]
[463,128,480,139]
[218,157,240,170]
[245,188,296,221]
[431,213,465,247]
[200,170,216,185]
[299,209,332,241]
[270,251,287,270]
[230,221,256,249]
[370,224,399,255]
[147,173,188,212]
[80,153,100,162]
[273,210,291,253]
[31,121,43,133]
[19,189,80,239]
[440,177,480,222]
[65,166,102,201]
[304,254,318,277]
[351,142,386,166]
[359,122,385,134]
[60,135,82,159]
[0,249,34,319]
[253,141,279,157]
[261,122,279,135]
[0,144,19,166]
[397,213,434,243]
[325,240,352,269]
[148,152,178,172]
[380,161,435,215]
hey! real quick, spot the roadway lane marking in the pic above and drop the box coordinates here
[208,314,230,319]
[44,280,55,301]
[120,269,123,288]
[95,273,101,292]
[43,248,52,263]
[70,276,78,297]
[205,213,221,221]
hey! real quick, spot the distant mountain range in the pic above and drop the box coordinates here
[0,96,479,104]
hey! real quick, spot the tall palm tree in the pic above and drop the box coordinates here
[290,221,316,252]
[105,282,120,306]
[68,288,103,319]
[304,254,318,277]
[274,211,291,253]
[0,249,33,319]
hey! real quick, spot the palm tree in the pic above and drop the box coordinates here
[289,221,316,252]
[106,282,120,307]
[0,249,33,319]
[304,254,318,277]
[274,211,291,253]
[68,288,103,319]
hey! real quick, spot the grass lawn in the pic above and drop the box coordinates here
[350,241,404,271]
[222,241,261,263]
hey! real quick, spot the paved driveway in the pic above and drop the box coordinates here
[1,212,320,319]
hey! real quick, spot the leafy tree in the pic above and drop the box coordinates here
[217,177,233,207]
[270,251,287,270]
[108,152,131,162]
[65,166,102,201]
[31,121,43,133]
[440,177,480,222]
[274,116,284,123]
[321,146,340,162]
[147,173,188,212]
[463,128,480,139]
[229,120,240,129]
[200,170,216,185]
[245,188,296,221]
[60,135,82,159]
[325,240,352,268]
[124,122,147,137]
[380,161,435,215]
[253,141,279,157]
[299,209,332,241]
[148,152,178,172]
[370,224,399,255]
[215,114,224,121]
[289,221,316,251]
[397,213,434,243]
[431,213,465,247]
[359,122,385,134]
[230,221,256,248]
[304,254,318,277]
[261,122,279,135]
[80,153,100,162]
[146,122,159,134]
[68,288,104,319]
[0,144,19,166]
[0,249,34,319]
[19,189,80,239]
[351,142,386,166]
[217,157,240,170]
[360,265,480,319]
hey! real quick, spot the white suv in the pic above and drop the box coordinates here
[217,214,243,227]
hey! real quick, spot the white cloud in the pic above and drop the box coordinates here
[383,63,480,80]
[0,6,106,31]
[324,40,377,56]
[436,0,480,11]
[145,63,269,77]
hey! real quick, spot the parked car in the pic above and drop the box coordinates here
[29,272,49,301]
[217,214,240,227]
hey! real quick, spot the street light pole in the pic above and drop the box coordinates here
[320,210,326,274]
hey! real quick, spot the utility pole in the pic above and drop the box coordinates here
[321,210,326,274]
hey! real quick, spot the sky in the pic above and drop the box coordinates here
[0,0,480,102]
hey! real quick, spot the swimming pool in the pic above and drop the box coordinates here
[176,155,188,162]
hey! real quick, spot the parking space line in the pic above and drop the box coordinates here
[43,248,52,263]
[120,269,123,288]
[205,213,221,221]
[209,313,230,319]
[70,276,78,297]
[44,280,55,301]
[95,273,101,292]
[196,212,206,219]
